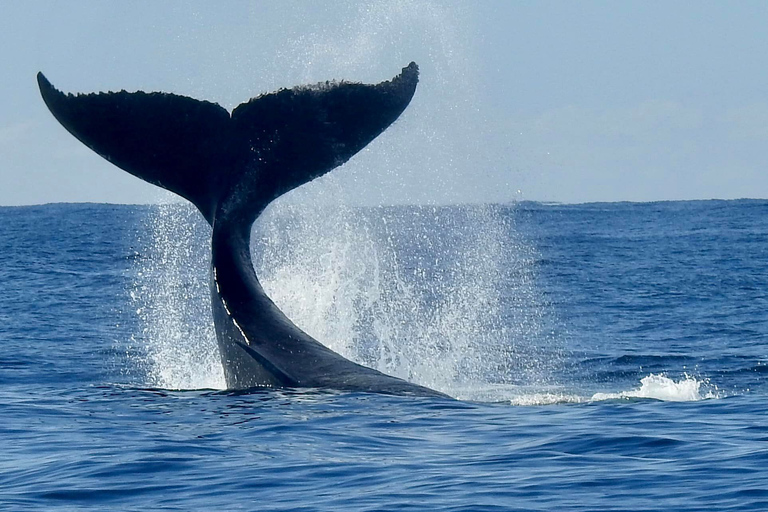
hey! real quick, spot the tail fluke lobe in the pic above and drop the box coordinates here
[37,72,231,224]
[38,63,419,226]
[229,62,419,212]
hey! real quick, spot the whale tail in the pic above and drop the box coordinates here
[37,64,447,397]
[37,64,419,225]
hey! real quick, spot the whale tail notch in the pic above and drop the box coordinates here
[37,64,419,225]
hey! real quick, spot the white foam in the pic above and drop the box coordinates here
[508,393,585,406]
[591,374,718,402]
[439,383,581,405]
[465,374,721,406]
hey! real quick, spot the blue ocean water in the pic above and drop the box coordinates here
[1,200,767,511]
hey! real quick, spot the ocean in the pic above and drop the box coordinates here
[1,199,766,511]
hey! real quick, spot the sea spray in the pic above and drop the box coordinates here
[129,199,559,398]
[130,203,224,390]
[253,198,559,398]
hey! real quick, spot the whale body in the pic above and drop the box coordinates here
[37,64,447,398]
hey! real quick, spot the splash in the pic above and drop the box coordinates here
[128,197,556,396]
[253,199,558,398]
[130,203,225,390]
[125,1,559,395]
[592,374,719,402]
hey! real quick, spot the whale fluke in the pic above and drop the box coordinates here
[37,65,418,226]
[38,64,448,398]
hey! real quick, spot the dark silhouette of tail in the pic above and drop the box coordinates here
[37,65,448,398]
[37,64,419,226]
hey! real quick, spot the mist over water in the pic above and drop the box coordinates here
[269,0,493,206]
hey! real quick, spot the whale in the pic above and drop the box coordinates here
[38,64,448,398]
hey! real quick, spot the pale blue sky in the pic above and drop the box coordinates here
[2,1,768,205]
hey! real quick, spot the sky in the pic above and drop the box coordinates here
[2,0,768,206]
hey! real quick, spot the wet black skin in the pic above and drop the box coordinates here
[38,64,448,398]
